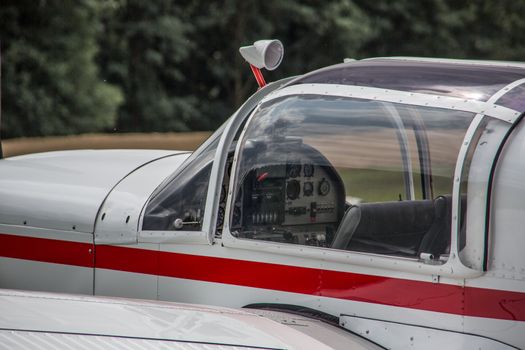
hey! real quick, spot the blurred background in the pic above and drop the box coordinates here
[0,0,524,156]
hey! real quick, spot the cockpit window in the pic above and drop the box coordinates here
[295,60,525,102]
[495,83,525,112]
[142,133,221,231]
[230,95,474,262]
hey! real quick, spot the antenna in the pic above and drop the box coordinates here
[239,39,284,89]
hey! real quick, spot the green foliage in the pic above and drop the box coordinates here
[354,0,525,59]
[0,0,122,138]
[98,0,198,132]
[1,0,525,138]
[126,0,374,131]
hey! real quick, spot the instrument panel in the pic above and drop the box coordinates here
[283,162,338,226]
[235,155,344,247]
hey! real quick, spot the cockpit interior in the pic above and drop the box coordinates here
[230,137,464,261]
[231,138,345,247]
[144,92,480,265]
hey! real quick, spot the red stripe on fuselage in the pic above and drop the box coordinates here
[2,233,525,321]
[96,246,467,317]
[0,233,93,267]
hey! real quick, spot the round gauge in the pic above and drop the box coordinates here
[286,180,301,200]
[318,179,331,196]
[216,206,225,228]
[287,163,301,178]
[303,164,314,177]
[303,181,314,196]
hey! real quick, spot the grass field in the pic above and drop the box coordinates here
[339,168,453,202]
[3,132,455,200]
[3,132,212,157]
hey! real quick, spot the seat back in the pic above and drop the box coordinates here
[332,196,463,259]
[331,205,361,250]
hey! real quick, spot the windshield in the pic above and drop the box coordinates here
[142,123,226,231]
[230,94,474,261]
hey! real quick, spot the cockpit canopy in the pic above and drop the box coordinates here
[143,58,523,270]
[231,94,474,260]
[296,58,525,109]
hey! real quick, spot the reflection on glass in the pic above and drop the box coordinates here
[142,136,220,231]
[231,95,474,262]
[495,84,525,112]
[297,60,525,102]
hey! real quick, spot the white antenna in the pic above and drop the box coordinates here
[239,39,284,71]
[239,39,284,88]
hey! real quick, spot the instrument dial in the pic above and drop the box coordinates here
[303,181,314,196]
[303,164,314,177]
[286,180,301,200]
[318,179,331,196]
[287,164,301,178]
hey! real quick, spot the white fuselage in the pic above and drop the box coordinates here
[2,59,525,349]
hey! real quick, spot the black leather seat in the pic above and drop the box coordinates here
[331,205,362,250]
[331,195,464,259]
[416,196,450,257]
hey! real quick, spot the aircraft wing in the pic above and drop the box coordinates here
[0,289,381,350]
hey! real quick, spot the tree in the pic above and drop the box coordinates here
[0,0,122,138]
[98,0,199,132]
[4,0,525,138]
[353,0,525,60]
[151,0,374,130]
